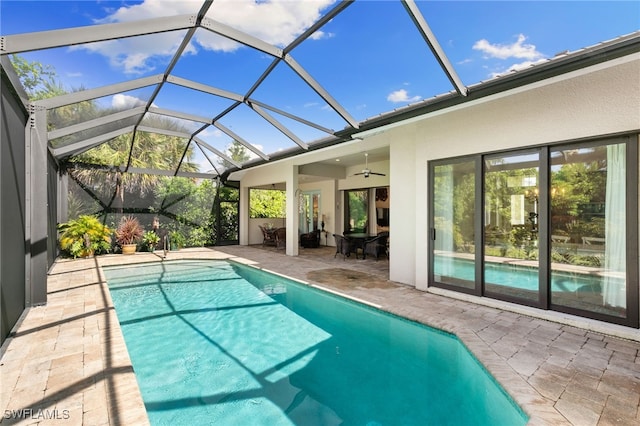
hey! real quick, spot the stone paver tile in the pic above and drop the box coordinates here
[528,373,567,400]
[572,352,611,372]
[604,393,639,419]
[605,338,640,357]
[598,405,639,426]
[476,325,508,344]
[527,325,563,345]
[508,349,547,377]
[598,370,640,398]
[82,407,111,426]
[555,392,603,426]
[50,352,84,372]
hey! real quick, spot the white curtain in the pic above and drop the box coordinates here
[603,144,626,308]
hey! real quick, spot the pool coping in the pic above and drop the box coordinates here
[3,247,637,425]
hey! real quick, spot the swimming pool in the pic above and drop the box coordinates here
[104,260,528,425]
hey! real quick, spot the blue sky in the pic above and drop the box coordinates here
[1,0,639,169]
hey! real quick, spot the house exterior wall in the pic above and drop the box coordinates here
[385,53,640,291]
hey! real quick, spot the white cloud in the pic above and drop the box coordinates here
[473,34,544,60]
[310,30,334,40]
[387,89,420,103]
[199,127,224,138]
[111,93,147,109]
[78,0,335,74]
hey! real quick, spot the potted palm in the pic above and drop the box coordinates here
[115,215,144,254]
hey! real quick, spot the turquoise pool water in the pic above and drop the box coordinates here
[104,260,528,426]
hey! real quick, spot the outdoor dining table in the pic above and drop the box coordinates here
[344,233,377,259]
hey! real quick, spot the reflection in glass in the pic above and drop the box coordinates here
[484,152,539,301]
[299,191,320,234]
[432,161,476,290]
[346,190,368,233]
[550,143,626,317]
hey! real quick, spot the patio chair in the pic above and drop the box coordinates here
[333,234,351,260]
[363,232,389,260]
[259,225,277,246]
[300,229,321,248]
[274,227,286,250]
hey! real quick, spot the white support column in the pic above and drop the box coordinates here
[285,166,299,256]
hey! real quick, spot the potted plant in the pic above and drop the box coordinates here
[115,215,144,254]
[142,230,160,252]
[169,230,186,251]
[58,215,112,258]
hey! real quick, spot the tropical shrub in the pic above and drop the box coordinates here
[169,230,186,250]
[141,231,160,252]
[58,215,112,258]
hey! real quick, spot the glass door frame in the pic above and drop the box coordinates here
[428,155,483,297]
[547,137,638,327]
[298,190,321,234]
[481,147,549,309]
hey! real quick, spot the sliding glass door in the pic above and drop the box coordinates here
[431,159,477,291]
[429,135,638,327]
[549,142,629,318]
[484,151,541,303]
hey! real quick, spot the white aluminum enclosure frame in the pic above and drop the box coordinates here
[0,0,464,181]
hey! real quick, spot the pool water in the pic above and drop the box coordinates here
[104,260,528,426]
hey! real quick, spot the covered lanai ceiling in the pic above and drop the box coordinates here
[1,0,639,181]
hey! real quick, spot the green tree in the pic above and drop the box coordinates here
[250,189,286,218]
[220,140,251,169]
[70,111,198,213]
[225,141,286,219]
[11,54,65,100]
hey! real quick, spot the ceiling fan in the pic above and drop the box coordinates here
[353,153,386,178]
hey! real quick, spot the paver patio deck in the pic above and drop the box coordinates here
[1,246,639,425]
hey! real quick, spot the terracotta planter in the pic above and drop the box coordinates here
[121,244,137,255]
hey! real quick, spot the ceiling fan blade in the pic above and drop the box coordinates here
[369,172,386,176]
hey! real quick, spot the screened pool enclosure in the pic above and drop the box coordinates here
[2,1,639,344]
